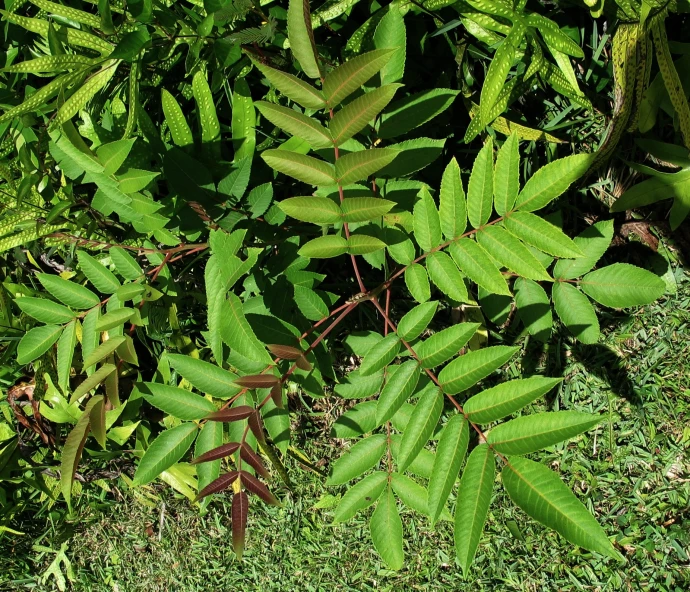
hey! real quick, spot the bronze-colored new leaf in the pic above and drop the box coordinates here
[248,410,267,443]
[190,442,240,465]
[267,343,303,359]
[233,374,281,389]
[194,470,239,502]
[205,405,255,422]
[232,491,249,559]
[240,442,270,478]
[240,470,280,506]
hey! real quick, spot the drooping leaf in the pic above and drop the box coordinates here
[464,377,563,424]
[428,414,469,524]
[397,386,443,471]
[333,471,388,523]
[454,445,495,575]
[416,323,478,368]
[231,490,249,559]
[438,345,519,395]
[194,422,224,503]
[579,263,665,308]
[449,239,510,296]
[70,364,116,403]
[82,335,126,370]
[133,423,198,486]
[501,456,622,559]
[287,0,321,79]
[552,282,600,344]
[326,434,387,485]
[370,486,404,570]
[467,137,494,228]
[56,320,77,395]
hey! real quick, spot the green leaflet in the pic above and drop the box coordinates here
[70,363,116,403]
[81,308,101,376]
[413,186,442,252]
[502,456,622,559]
[97,139,135,176]
[294,285,329,320]
[15,297,75,324]
[467,137,494,229]
[335,369,385,400]
[480,27,519,125]
[335,149,397,185]
[504,211,583,258]
[370,486,404,570]
[110,248,143,281]
[37,274,100,310]
[256,101,332,149]
[96,307,135,331]
[397,301,438,341]
[428,415,468,524]
[439,157,467,240]
[553,220,614,280]
[493,133,519,215]
[477,225,551,281]
[2,54,98,73]
[78,251,121,294]
[139,382,216,420]
[193,71,221,159]
[449,239,510,296]
[333,471,388,523]
[332,400,378,438]
[167,354,242,400]
[262,150,336,186]
[330,84,401,146]
[133,423,199,486]
[298,235,348,258]
[82,335,126,370]
[579,263,665,308]
[416,323,480,368]
[17,325,63,365]
[396,386,443,471]
[61,395,103,510]
[359,333,401,376]
[220,293,272,364]
[162,89,193,148]
[323,49,395,107]
[347,234,387,255]
[341,197,395,222]
[438,345,519,395]
[57,320,77,395]
[252,60,326,110]
[552,282,600,344]
[376,360,421,424]
[514,277,552,341]
[326,434,387,485]
[232,78,256,161]
[426,251,469,303]
[378,89,460,139]
[513,153,594,212]
[287,0,321,79]
[405,264,431,303]
[464,376,563,424]
[488,411,601,455]
[195,422,223,506]
[373,5,406,85]
[454,445,495,575]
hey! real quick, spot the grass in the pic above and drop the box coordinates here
[2,269,689,592]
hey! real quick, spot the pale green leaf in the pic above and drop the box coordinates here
[439,157,466,240]
[133,423,198,486]
[413,186,442,252]
[335,148,397,185]
[335,369,385,400]
[15,297,75,324]
[331,400,378,438]
[96,138,135,176]
[195,421,223,503]
[376,360,421,424]
[370,486,404,570]
[397,386,443,471]
[493,133,519,216]
[78,251,120,294]
[477,225,551,281]
[480,33,517,125]
[373,6,406,85]
[294,285,329,320]
[426,251,468,303]
[162,89,193,147]
[287,0,321,79]
[110,247,143,280]
[405,264,431,303]
[95,307,135,331]
[220,293,272,364]
[262,150,336,186]
[255,101,332,148]
[397,301,438,341]
[323,49,396,106]
[56,320,77,395]
[70,363,116,403]
[347,234,387,255]
[416,323,479,368]
[252,60,326,110]
[341,197,395,223]
[504,212,584,258]
[167,354,241,399]
[279,196,341,224]
[299,235,348,258]
[467,137,494,228]
[553,220,614,280]
[359,333,401,376]
[82,335,126,370]
[17,324,63,365]
[514,277,552,341]
[438,345,519,395]
[333,471,388,523]
[37,274,100,310]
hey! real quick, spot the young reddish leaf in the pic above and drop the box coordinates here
[248,411,267,443]
[232,491,249,559]
[296,355,312,372]
[240,470,280,506]
[194,470,239,502]
[190,442,241,465]
[240,442,270,479]
[205,405,255,422]
[267,344,303,359]
[270,383,283,408]
[233,374,281,389]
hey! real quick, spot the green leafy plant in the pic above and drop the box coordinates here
[0,0,677,578]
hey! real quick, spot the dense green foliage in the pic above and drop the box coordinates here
[0,0,687,578]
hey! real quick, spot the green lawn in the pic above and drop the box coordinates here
[3,269,689,592]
